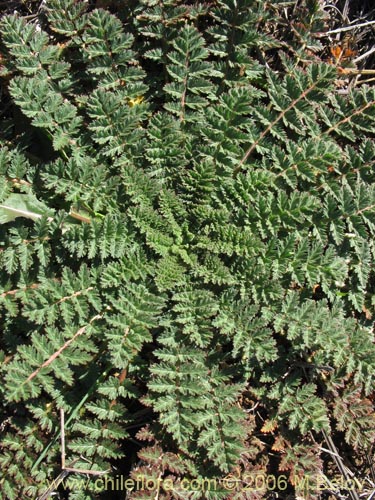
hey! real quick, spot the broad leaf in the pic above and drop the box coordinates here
[0,193,54,224]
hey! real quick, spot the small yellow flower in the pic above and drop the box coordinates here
[128,96,144,107]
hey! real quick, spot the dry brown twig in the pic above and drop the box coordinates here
[37,408,110,500]
[321,429,361,500]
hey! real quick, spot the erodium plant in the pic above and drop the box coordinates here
[0,1,374,499]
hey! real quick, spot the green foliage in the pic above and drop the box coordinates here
[0,1,374,499]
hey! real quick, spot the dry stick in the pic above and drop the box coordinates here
[322,429,360,500]
[34,316,106,500]
[37,465,74,500]
[342,0,350,22]
[69,209,92,224]
[37,409,109,500]
[61,408,66,470]
[339,69,375,75]
[322,4,345,23]
[326,19,375,35]
[353,46,375,64]
[356,77,375,85]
